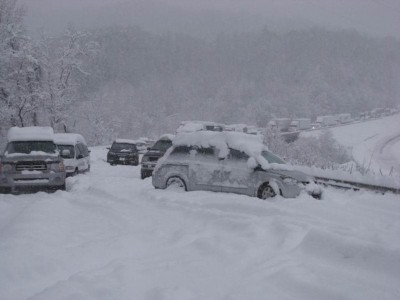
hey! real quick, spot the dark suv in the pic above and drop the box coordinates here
[140,134,174,179]
[107,139,139,166]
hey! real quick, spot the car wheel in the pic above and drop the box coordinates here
[74,168,79,176]
[140,170,146,180]
[166,176,187,191]
[258,183,276,199]
[60,183,66,191]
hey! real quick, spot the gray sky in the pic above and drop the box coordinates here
[21,0,400,39]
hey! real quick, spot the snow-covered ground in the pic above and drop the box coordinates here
[302,114,400,177]
[1,147,400,300]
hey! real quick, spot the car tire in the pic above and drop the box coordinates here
[166,176,187,191]
[140,170,146,180]
[74,168,79,176]
[60,183,66,191]
[257,183,276,199]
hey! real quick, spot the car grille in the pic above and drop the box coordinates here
[16,161,47,171]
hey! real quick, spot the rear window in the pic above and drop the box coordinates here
[111,143,137,152]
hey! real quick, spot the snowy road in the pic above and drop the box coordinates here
[302,114,400,176]
[1,147,400,300]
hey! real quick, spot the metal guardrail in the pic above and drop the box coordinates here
[314,176,400,195]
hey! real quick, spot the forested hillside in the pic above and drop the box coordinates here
[1,0,399,145]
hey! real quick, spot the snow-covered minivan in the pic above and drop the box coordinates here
[0,127,66,193]
[55,133,90,176]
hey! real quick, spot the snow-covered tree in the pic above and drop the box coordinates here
[38,25,99,132]
[0,0,44,128]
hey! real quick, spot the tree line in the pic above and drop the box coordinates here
[1,0,399,146]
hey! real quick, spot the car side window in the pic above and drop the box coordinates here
[228,149,249,161]
[75,144,82,158]
[197,147,214,156]
[79,144,89,157]
[171,146,192,155]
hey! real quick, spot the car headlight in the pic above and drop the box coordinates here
[50,161,65,172]
[281,176,298,185]
[1,163,12,172]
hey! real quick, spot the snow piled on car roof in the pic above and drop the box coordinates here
[7,126,55,142]
[114,139,137,144]
[172,131,295,171]
[54,133,87,145]
[159,134,175,141]
[174,131,265,158]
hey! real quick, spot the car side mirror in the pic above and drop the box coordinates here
[77,154,84,159]
[61,149,71,157]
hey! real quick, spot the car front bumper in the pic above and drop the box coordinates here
[0,171,66,190]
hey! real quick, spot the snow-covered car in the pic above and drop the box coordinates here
[55,133,90,176]
[0,127,66,193]
[107,139,139,166]
[140,134,174,179]
[176,121,224,133]
[152,131,321,199]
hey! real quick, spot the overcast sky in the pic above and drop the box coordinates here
[21,0,400,39]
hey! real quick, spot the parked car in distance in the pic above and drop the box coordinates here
[267,118,291,132]
[288,118,311,131]
[337,113,352,124]
[314,115,336,128]
[176,121,224,133]
[141,134,174,179]
[0,127,66,193]
[107,139,139,166]
[152,131,321,199]
[55,133,90,176]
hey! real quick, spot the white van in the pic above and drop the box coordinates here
[55,133,90,176]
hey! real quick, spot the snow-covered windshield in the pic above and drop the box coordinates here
[111,143,137,152]
[58,145,75,159]
[5,141,57,155]
[151,140,172,152]
[261,150,286,164]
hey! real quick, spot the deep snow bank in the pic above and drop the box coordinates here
[0,147,399,300]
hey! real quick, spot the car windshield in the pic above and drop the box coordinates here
[151,140,172,152]
[261,150,286,164]
[58,145,75,159]
[111,143,137,152]
[6,141,57,155]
